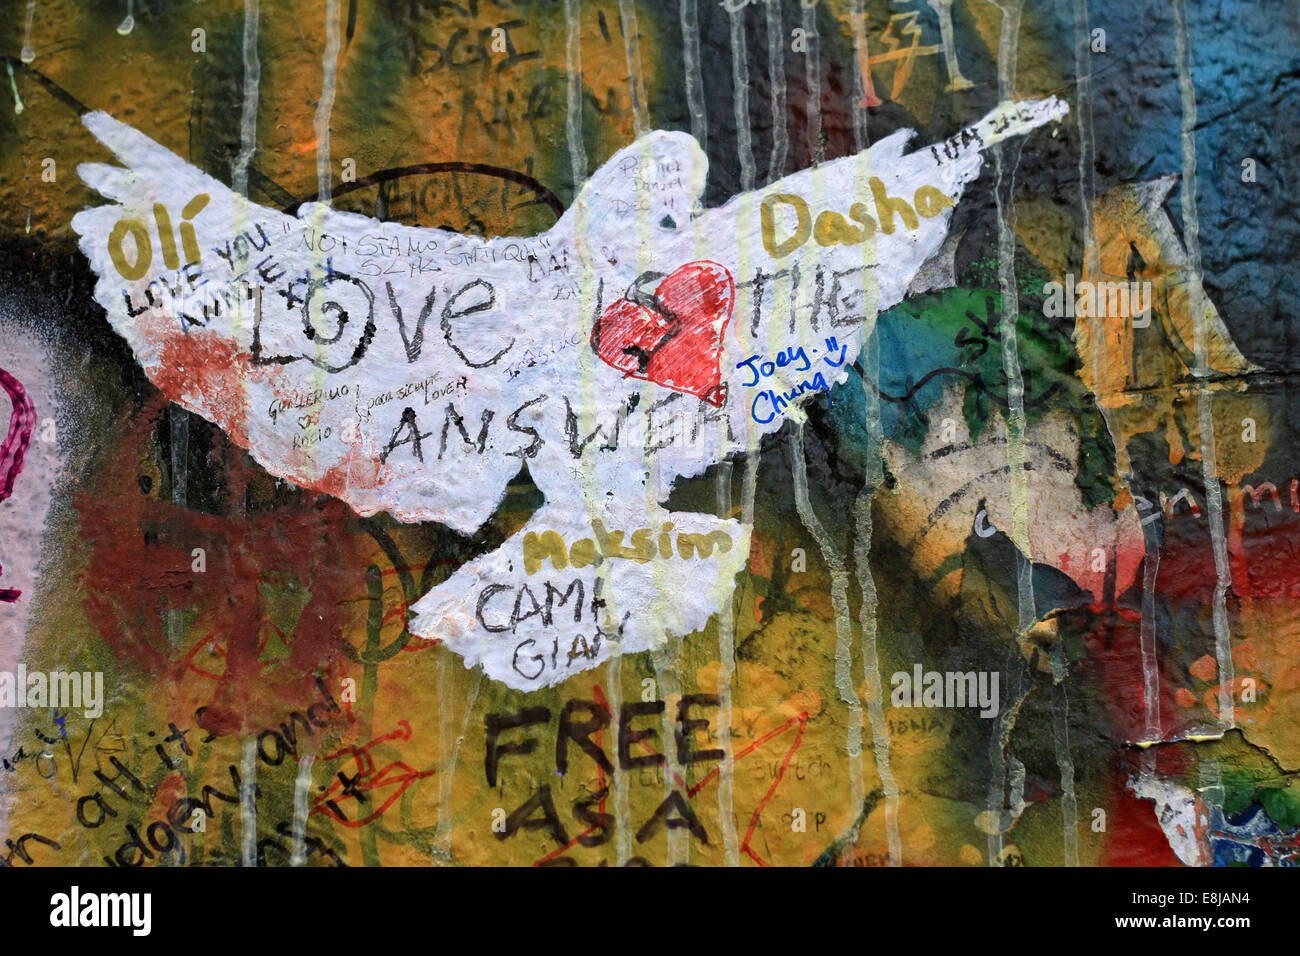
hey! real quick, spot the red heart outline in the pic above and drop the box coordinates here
[590,260,734,408]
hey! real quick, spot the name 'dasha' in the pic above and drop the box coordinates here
[759,178,956,259]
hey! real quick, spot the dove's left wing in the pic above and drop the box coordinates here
[72,110,296,452]
[71,111,537,534]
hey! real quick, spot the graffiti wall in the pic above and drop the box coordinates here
[1,0,1297,869]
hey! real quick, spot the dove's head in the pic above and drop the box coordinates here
[560,130,710,247]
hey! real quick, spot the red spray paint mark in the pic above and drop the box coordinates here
[74,392,371,734]
[310,720,436,828]
[0,367,36,602]
[591,261,734,408]
[151,329,253,449]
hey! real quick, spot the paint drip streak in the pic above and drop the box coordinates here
[1071,4,1106,861]
[167,408,189,649]
[1172,0,1234,728]
[20,2,34,64]
[6,60,22,114]
[679,0,708,149]
[1140,533,1162,738]
[987,0,1065,865]
[728,6,756,192]
[713,461,741,866]
[791,422,865,823]
[711,4,759,867]
[1051,684,1079,865]
[433,648,455,864]
[434,666,483,862]
[852,491,900,864]
[561,5,627,867]
[764,0,787,183]
[240,736,257,867]
[564,0,587,185]
[848,0,900,867]
[1072,0,1101,388]
[800,2,821,163]
[315,0,342,203]
[232,0,260,198]
[618,0,648,137]
[652,645,686,864]
[289,752,314,866]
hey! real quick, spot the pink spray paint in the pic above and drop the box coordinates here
[0,367,35,601]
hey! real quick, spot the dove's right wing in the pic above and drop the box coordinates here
[640,96,1070,487]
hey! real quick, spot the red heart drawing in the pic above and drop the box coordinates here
[591,260,734,408]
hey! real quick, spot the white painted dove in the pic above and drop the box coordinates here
[72,96,1068,688]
